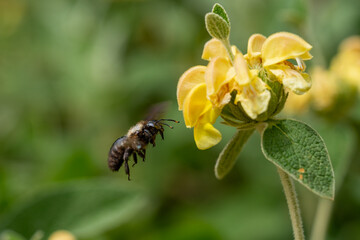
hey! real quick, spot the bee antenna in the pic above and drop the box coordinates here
[159,119,180,123]
[161,123,174,129]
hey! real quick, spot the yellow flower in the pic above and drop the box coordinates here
[245,32,313,95]
[177,38,237,150]
[49,230,76,240]
[311,67,338,110]
[203,39,271,119]
[177,32,313,149]
[331,36,360,91]
[232,53,271,119]
[177,66,222,150]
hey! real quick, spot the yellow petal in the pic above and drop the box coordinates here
[231,45,241,55]
[205,56,233,97]
[311,67,337,110]
[201,106,221,124]
[331,43,360,90]
[247,33,266,57]
[233,52,251,86]
[183,83,208,127]
[270,67,312,94]
[177,66,206,110]
[262,32,312,67]
[202,38,228,60]
[235,78,271,119]
[49,230,76,240]
[194,122,222,150]
[300,51,313,60]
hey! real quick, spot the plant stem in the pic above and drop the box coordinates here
[310,198,333,240]
[221,39,234,63]
[277,167,305,240]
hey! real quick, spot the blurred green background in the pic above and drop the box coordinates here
[0,0,359,239]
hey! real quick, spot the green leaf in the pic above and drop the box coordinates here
[261,119,335,199]
[205,13,230,40]
[0,180,150,239]
[310,117,356,189]
[212,3,230,25]
[215,129,254,179]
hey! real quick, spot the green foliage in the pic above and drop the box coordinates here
[0,0,359,239]
[261,119,335,199]
[0,230,26,240]
[215,129,254,179]
[0,181,150,239]
[212,4,230,25]
[205,3,231,40]
[205,13,230,40]
[309,117,356,189]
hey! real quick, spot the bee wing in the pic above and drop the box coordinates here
[144,101,170,120]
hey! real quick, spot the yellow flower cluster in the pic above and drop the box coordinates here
[332,36,360,91]
[285,36,360,113]
[177,32,312,149]
[49,230,76,240]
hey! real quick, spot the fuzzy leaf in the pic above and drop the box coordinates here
[215,129,254,179]
[261,119,335,199]
[205,13,230,40]
[212,3,230,25]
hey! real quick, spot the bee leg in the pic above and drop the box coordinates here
[142,149,146,161]
[159,127,164,140]
[132,153,138,167]
[124,160,130,180]
[138,149,146,161]
[123,148,131,180]
[150,138,156,147]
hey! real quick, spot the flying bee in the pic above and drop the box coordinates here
[108,103,178,180]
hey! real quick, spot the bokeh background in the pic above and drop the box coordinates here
[0,0,360,239]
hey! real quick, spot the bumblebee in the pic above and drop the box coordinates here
[108,118,178,180]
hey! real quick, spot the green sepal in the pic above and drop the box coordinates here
[261,119,335,199]
[215,129,254,179]
[205,12,230,40]
[212,3,230,25]
[256,70,287,121]
[221,91,252,123]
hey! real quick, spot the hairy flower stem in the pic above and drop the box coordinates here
[277,167,305,240]
[221,39,234,63]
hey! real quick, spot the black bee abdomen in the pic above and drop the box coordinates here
[108,137,126,171]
